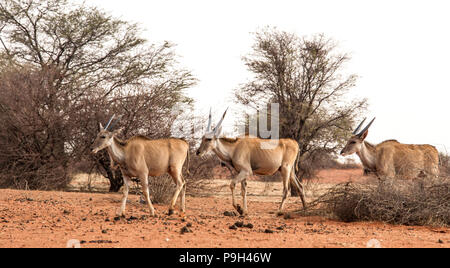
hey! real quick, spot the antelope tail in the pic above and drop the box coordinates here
[290,174,303,192]
[185,149,191,176]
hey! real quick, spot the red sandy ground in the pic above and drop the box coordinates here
[0,169,448,248]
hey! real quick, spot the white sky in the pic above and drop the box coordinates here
[86,0,450,153]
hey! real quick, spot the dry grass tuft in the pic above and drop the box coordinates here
[306,177,450,227]
[146,175,176,205]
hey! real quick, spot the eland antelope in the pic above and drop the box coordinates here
[92,115,190,217]
[196,109,306,216]
[340,118,439,179]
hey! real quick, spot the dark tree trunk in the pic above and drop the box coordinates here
[108,170,123,192]
[97,153,124,192]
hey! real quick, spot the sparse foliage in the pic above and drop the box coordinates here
[0,66,72,189]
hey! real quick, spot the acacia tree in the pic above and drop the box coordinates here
[236,28,367,181]
[0,0,195,190]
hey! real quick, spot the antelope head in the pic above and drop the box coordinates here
[340,117,375,156]
[92,115,123,154]
[196,108,228,157]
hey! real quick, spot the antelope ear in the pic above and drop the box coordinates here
[99,123,104,131]
[360,130,369,141]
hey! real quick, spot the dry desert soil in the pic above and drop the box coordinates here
[0,169,448,248]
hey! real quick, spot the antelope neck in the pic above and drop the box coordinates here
[107,137,126,164]
[212,138,234,162]
[357,141,376,170]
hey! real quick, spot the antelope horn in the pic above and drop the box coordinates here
[213,107,228,135]
[108,115,122,131]
[104,114,116,130]
[357,117,376,137]
[353,117,367,135]
[206,107,212,132]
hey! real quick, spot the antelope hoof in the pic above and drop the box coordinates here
[168,209,175,216]
[235,205,243,215]
[116,210,125,218]
[277,211,284,217]
[149,210,156,218]
[236,205,247,216]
